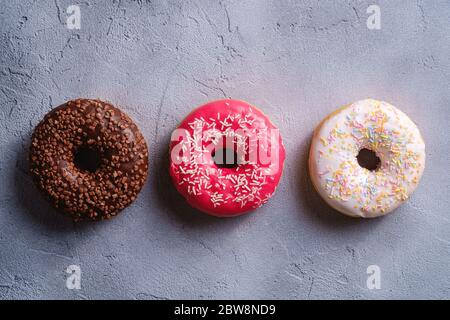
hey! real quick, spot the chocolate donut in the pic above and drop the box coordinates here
[29,99,148,221]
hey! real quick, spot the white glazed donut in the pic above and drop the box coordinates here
[309,99,425,218]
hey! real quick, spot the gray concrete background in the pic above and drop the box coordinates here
[0,0,449,299]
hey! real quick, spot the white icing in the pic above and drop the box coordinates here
[309,99,426,218]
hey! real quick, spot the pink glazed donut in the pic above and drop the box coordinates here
[169,100,285,217]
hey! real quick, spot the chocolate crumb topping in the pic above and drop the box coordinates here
[29,98,148,221]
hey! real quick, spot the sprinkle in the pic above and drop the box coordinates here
[171,107,279,211]
[315,100,423,215]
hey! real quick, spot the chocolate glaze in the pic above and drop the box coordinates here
[29,98,148,221]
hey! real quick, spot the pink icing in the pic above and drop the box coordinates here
[169,99,285,217]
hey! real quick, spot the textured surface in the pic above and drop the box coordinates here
[1,0,449,299]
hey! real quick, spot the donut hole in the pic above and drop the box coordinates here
[212,148,239,169]
[357,148,381,171]
[74,146,102,173]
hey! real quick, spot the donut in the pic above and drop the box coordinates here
[29,99,148,221]
[309,99,425,218]
[169,99,285,217]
